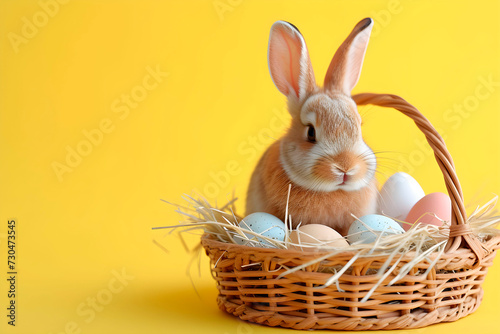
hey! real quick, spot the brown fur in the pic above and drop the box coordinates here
[248,141,376,236]
[246,19,377,236]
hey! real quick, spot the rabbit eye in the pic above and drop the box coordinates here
[306,125,316,143]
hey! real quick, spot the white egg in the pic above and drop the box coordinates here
[347,214,404,244]
[234,212,286,247]
[377,172,425,221]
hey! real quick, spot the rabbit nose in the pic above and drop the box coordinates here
[342,173,349,183]
[338,172,349,184]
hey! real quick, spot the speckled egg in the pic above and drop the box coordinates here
[347,214,404,244]
[289,224,349,251]
[234,212,286,247]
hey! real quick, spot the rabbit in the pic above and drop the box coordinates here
[246,18,378,236]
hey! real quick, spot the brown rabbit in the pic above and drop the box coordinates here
[246,18,378,236]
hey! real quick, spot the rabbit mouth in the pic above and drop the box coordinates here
[285,159,367,192]
[280,142,375,192]
[320,168,356,187]
[312,154,364,185]
[339,173,351,185]
[323,171,360,190]
[314,175,366,192]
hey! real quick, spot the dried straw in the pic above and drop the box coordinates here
[155,192,499,301]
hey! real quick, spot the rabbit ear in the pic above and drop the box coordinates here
[324,18,373,95]
[268,21,316,101]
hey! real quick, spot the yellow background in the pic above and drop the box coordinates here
[1,0,499,333]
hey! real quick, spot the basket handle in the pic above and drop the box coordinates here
[352,93,485,264]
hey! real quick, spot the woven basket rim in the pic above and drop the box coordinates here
[201,231,500,259]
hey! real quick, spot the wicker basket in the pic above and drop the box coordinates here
[201,93,500,330]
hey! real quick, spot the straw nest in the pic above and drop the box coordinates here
[156,192,500,301]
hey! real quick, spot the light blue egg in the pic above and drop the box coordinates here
[347,214,404,244]
[234,212,285,247]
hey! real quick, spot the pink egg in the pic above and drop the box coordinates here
[403,192,451,231]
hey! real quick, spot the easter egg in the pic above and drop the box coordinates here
[234,212,286,247]
[403,192,451,231]
[377,172,425,221]
[289,224,349,250]
[347,214,404,244]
